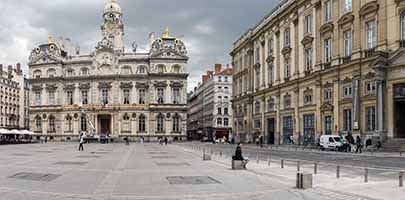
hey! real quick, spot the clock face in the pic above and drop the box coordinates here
[105,22,117,34]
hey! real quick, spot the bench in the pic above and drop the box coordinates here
[232,160,248,170]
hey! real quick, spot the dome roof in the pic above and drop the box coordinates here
[104,0,121,14]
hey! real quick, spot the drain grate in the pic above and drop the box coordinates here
[166,176,221,185]
[76,155,101,158]
[9,172,61,182]
[152,156,176,159]
[156,162,189,166]
[54,161,87,165]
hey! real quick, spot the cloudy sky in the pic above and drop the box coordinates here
[0,0,278,91]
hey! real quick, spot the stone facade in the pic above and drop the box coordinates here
[28,0,189,141]
[231,0,405,145]
[187,64,233,141]
[0,63,28,130]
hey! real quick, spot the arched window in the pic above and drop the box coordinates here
[65,115,73,132]
[138,66,146,74]
[157,113,164,133]
[267,98,274,112]
[33,70,42,78]
[81,115,87,132]
[121,66,132,74]
[81,68,89,76]
[172,65,180,73]
[122,113,130,132]
[67,68,75,76]
[157,65,166,73]
[139,114,146,132]
[172,114,180,132]
[49,115,55,132]
[47,68,56,78]
[35,115,42,132]
[217,118,222,126]
[401,12,405,40]
[224,118,229,126]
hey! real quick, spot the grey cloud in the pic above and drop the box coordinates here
[0,0,279,90]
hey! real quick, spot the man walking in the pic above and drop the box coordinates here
[78,133,85,151]
[164,137,168,145]
[355,135,362,153]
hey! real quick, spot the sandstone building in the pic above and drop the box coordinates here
[28,0,189,141]
[231,0,405,145]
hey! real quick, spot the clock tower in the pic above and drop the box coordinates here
[101,0,124,52]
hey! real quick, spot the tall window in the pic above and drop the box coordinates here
[401,13,405,40]
[343,109,352,131]
[268,38,273,55]
[224,107,229,115]
[66,115,73,132]
[139,89,146,104]
[343,86,352,97]
[217,107,222,115]
[305,48,312,71]
[255,68,260,88]
[285,58,291,79]
[157,114,164,132]
[324,38,332,63]
[173,88,180,104]
[255,101,261,114]
[255,47,260,63]
[157,88,164,104]
[325,0,332,22]
[224,118,229,126]
[366,107,376,131]
[324,89,333,101]
[35,91,41,105]
[101,89,108,104]
[305,15,312,34]
[35,116,42,131]
[48,90,55,105]
[139,115,146,132]
[67,91,73,105]
[224,76,228,82]
[49,115,55,132]
[123,89,130,104]
[268,64,273,84]
[343,0,352,12]
[81,115,87,132]
[365,82,376,94]
[172,114,180,132]
[366,20,376,49]
[217,118,222,126]
[344,30,352,57]
[267,98,274,112]
[325,116,333,135]
[284,28,290,46]
[81,90,88,105]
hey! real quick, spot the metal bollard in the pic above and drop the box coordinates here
[336,166,340,178]
[400,172,403,187]
[257,156,259,164]
[314,163,317,174]
[281,159,284,168]
[364,168,368,183]
[268,157,271,166]
[297,161,300,171]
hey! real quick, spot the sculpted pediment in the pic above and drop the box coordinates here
[29,43,63,65]
[359,1,379,17]
[319,22,334,35]
[338,13,354,26]
[301,35,314,46]
[321,102,334,111]
[281,46,292,56]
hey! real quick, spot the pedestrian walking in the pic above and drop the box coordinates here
[255,137,260,148]
[140,136,144,144]
[355,135,362,153]
[259,136,263,148]
[78,133,85,151]
[164,137,168,145]
[125,136,129,146]
[289,135,294,145]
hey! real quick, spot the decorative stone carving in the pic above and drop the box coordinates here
[63,84,76,91]
[150,38,188,58]
[45,84,58,91]
[153,81,168,88]
[338,13,355,26]
[32,85,44,91]
[79,83,91,90]
[319,22,334,35]
[29,43,62,64]
[98,82,112,89]
[120,82,133,89]
[321,102,334,111]
[281,46,292,56]
[359,1,379,17]
[301,35,314,46]
[170,81,183,88]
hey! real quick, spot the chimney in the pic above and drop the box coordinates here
[202,75,208,84]
[214,64,222,74]
[16,63,22,75]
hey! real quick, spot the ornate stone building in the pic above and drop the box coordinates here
[0,63,28,130]
[231,0,405,145]
[28,0,189,141]
[187,64,233,141]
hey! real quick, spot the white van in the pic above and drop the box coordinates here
[319,135,342,150]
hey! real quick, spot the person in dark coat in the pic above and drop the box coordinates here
[355,136,362,153]
[164,137,168,145]
[232,143,244,161]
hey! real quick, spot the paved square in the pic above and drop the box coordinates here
[0,143,337,200]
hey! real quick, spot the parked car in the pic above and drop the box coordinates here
[319,135,343,151]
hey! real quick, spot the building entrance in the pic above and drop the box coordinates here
[394,84,405,138]
[98,115,111,135]
[267,118,275,145]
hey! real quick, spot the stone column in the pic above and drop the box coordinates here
[275,31,281,83]
[376,80,385,132]
[352,74,361,131]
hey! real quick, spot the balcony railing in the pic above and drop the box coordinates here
[342,56,351,64]
[323,62,331,70]
[364,48,376,58]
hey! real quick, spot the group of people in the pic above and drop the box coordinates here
[338,134,363,153]
[77,133,147,151]
[158,137,169,145]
